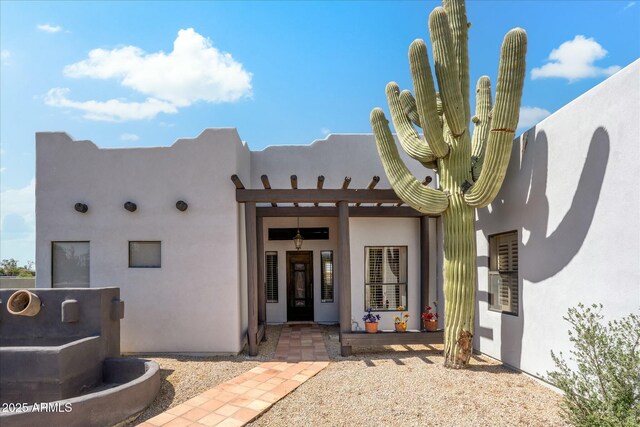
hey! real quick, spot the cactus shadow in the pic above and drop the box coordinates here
[476,126,610,369]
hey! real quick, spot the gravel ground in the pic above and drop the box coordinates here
[124,325,282,426]
[125,324,566,427]
[249,325,567,427]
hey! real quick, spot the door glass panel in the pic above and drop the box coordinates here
[294,270,305,300]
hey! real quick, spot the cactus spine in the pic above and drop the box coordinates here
[370,0,526,368]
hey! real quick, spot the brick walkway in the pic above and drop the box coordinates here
[139,324,330,427]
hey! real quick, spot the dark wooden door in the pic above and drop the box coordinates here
[286,251,314,321]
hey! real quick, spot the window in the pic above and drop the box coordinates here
[52,241,90,288]
[320,251,334,303]
[488,231,519,315]
[266,251,278,303]
[129,241,161,268]
[365,246,407,311]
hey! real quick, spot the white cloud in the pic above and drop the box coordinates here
[624,1,636,10]
[0,168,5,173]
[1,50,9,64]
[37,24,63,33]
[45,88,177,121]
[531,36,621,81]
[0,178,35,234]
[63,28,252,107]
[120,133,140,141]
[517,106,551,130]
[321,128,331,136]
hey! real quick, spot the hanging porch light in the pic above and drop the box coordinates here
[293,217,304,250]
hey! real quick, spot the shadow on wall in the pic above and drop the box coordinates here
[476,126,610,369]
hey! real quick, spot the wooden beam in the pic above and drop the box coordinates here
[236,189,401,203]
[261,175,277,207]
[231,174,245,189]
[290,175,298,207]
[341,330,444,347]
[245,202,258,356]
[356,176,380,207]
[257,215,266,329]
[338,201,352,357]
[257,323,265,345]
[337,177,351,207]
[256,206,429,218]
[314,175,324,206]
[420,216,430,330]
[341,176,352,189]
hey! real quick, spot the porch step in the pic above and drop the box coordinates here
[340,330,444,347]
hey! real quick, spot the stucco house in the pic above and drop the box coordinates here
[35,60,639,379]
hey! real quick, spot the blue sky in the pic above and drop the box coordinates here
[1,0,638,265]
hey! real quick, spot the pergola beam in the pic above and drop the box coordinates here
[260,175,277,207]
[314,175,325,206]
[290,175,299,207]
[256,206,431,218]
[231,174,245,190]
[236,189,402,204]
[355,176,380,207]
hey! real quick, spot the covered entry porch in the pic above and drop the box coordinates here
[232,174,444,356]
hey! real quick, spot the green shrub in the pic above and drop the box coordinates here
[547,303,640,426]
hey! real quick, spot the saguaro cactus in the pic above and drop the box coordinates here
[370,0,527,368]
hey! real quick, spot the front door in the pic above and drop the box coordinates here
[286,251,314,321]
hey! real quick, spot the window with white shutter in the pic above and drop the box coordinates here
[364,246,407,311]
[265,252,278,303]
[488,231,519,315]
[320,251,334,303]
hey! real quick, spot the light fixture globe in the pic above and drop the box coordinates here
[293,230,304,250]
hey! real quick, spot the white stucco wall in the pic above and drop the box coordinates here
[474,60,640,377]
[36,129,251,354]
[250,134,435,192]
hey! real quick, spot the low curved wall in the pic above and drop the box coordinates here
[0,358,160,427]
[0,336,102,404]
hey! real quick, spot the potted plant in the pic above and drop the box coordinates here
[394,306,409,332]
[362,308,381,333]
[421,302,439,332]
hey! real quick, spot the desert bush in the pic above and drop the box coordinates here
[547,303,639,426]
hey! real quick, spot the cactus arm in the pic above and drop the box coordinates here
[470,76,492,181]
[398,90,439,170]
[429,7,466,138]
[399,90,421,128]
[443,0,470,125]
[464,28,527,208]
[370,108,449,214]
[408,39,450,158]
[386,82,437,164]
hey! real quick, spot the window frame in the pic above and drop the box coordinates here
[363,245,408,312]
[320,250,334,303]
[265,251,279,303]
[51,241,90,288]
[128,241,162,269]
[487,230,519,316]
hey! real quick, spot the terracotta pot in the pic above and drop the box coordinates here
[364,322,378,333]
[395,323,407,332]
[7,290,41,317]
[424,320,438,332]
